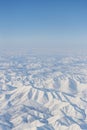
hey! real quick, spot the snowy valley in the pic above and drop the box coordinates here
[0,54,87,130]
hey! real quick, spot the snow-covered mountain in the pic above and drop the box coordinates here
[0,54,87,130]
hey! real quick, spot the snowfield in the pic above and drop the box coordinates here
[0,54,87,130]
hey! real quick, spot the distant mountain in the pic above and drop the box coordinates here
[0,55,87,130]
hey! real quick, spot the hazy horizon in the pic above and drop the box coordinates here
[0,0,87,55]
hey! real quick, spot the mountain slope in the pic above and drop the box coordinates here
[0,55,87,130]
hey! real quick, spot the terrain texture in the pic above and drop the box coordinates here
[0,55,87,130]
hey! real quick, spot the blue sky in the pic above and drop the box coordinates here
[0,0,87,54]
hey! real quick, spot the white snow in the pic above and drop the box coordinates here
[0,54,87,130]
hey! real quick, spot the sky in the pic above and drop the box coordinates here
[0,0,87,54]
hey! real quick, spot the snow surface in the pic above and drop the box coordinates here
[0,54,87,130]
